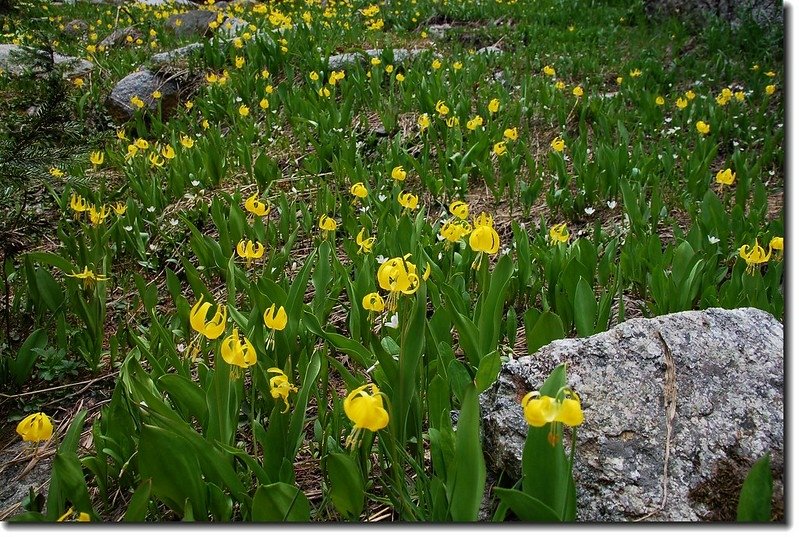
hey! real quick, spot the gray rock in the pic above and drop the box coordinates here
[0,44,93,78]
[136,0,194,6]
[426,23,452,40]
[106,69,180,122]
[166,10,218,38]
[99,26,143,49]
[327,48,426,70]
[644,0,782,28]
[477,45,502,56]
[481,307,783,521]
[218,17,249,38]
[63,19,88,37]
[150,42,204,64]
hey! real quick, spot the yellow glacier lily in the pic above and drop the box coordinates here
[190,297,227,339]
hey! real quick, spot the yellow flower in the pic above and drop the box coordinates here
[685,90,696,100]
[469,212,500,256]
[446,117,459,128]
[572,86,584,97]
[769,236,783,254]
[398,191,418,211]
[220,328,257,371]
[493,141,507,157]
[432,58,442,70]
[73,77,84,88]
[734,91,745,102]
[318,215,337,237]
[435,100,449,116]
[130,95,145,109]
[715,92,730,106]
[557,390,585,427]
[180,135,195,149]
[318,86,331,97]
[238,104,250,117]
[112,201,127,215]
[550,137,565,152]
[715,168,736,186]
[370,57,381,66]
[765,70,776,78]
[676,97,688,109]
[521,393,558,427]
[90,151,104,167]
[56,507,91,522]
[453,61,463,71]
[466,115,483,131]
[67,266,109,289]
[267,367,298,412]
[440,220,472,244]
[50,167,65,178]
[88,204,110,226]
[362,292,385,312]
[765,84,776,95]
[488,98,500,113]
[378,255,422,311]
[655,95,665,106]
[554,80,565,90]
[263,304,288,331]
[391,165,407,181]
[16,412,53,442]
[189,297,227,339]
[695,120,710,135]
[202,119,210,130]
[309,71,319,81]
[206,72,219,84]
[542,65,555,77]
[344,383,389,445]
[152,90,162,99]
[549,223,569,244]
[116,128,127,140]
[449,200,469,220]
[629,68,642,78]
[385,64,394,74]
[395,73,405,82]
[236,239,265,265]
[418,113,431,131]
[739,239,772,274]
[161,144,176,160]
[356,228,376,253]
[616,76,623,85]
[350,182,368,199]
[503,127,518,141]
[244,193,270,217]
[148,152,164,168]
[235,56,245,69]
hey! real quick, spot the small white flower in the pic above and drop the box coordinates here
[176,343,186,353]
[123,225,133,232]
[584,207,595,215]
[147,206,156,213]
[708,235,720,244]
[385,313,399,329]
[376,255,388,264]
[500,247,511,255]
[191,180,200,187]
[378,194,387,202]
[607,200,617,209]
[170,218,179,226]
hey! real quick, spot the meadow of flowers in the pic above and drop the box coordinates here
[0,0,783,522]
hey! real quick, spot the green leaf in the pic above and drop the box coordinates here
[527,311,565,354]
[124,479,152,522]
[493,487,561,521]
[573,277,597,337]
[475,350,501,393]
[12,328,47,386]
[477,255,513,356]
[327,452,364,520]
[737,454,773,521]
[448,384,486,521]
[138,424,207,518]
[252,483,311,522]
[157,374,208,426]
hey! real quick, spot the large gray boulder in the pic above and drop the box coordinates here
[644,0,782,29]
[106,68,180,122]
[327,48,426,70]
[99,26,143,49]
[0,44,92,78]
[165,10,218,38]
[481,307,783,521]
[150,42,204,65]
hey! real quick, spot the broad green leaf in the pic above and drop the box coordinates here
[252,483,311,522]
[573,277,597,337]
[736,454,773,521]
[12,328,47,386]
[527,311,565,354]
[493,487,561,521]
[124,479,152,522]
[327,452,364,520]
[475,350,501,393]
[448,384,485,521]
